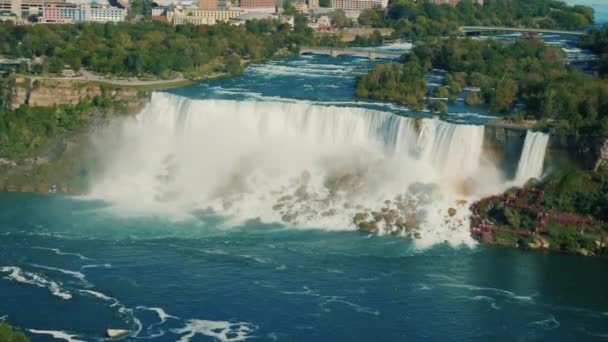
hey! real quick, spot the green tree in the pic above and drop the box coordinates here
[0,323,30,342]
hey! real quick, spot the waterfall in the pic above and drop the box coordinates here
[515,131,549,181]
[89,92,497,247]
[417,118,485,179]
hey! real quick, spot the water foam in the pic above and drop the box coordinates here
[515,131,549,181]
[27,329,86,342]
[136,306,178,323]
[88,92,512,246]
[31,247,92,261]
[173,320,257,342]
[30,264,86,281]
[0,266,71,299]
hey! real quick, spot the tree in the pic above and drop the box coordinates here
[225,53,243,75]
[0,323,30,342]
[331,10,352,28]
[358,8,381,27]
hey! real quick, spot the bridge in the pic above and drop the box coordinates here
[461,26,587,36]
[299,47,403,60]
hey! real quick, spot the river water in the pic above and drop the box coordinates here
[2,13,608,342]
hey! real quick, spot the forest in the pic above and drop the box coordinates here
[356,36,608,136]
[0,19,315,79]
[580,24,608,77]
[357,0,594,39]
[474,170,608,255]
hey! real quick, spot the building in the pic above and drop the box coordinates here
[330,0,387,12]
[172,14,215,25]
[292,0,306,13]
[307,0,317,9]
[167,8,242,25]
[239,0,275,9]
[86,4,125,21]
[430,0,483,6]
[198,0,218,9]
[11,0,20,17]
[0,0,44,19]
[307,14,330,29]
[151,6,167,16]
[42,3,81,22]
[41,2,126,23]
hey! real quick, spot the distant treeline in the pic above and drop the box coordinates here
[357,36,608,136]
[357,0,594,39]
[0,19,318,79]
[581,25,608,76]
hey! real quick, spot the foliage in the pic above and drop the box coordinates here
[542,170,608,222]
[0,20,315,79]
[355,61,427,109]
[349,30,384,47]
[331,10,354,29]
[465,91,482,105]
[361,0,594,40]
[580,25,608,77]
[358,37,608,136]
[429,100,447,113]
[129,0,152,18]
[0,96,130,158]
[0,323,29,342]
[478,169,608,254]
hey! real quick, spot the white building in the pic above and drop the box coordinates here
[330,0,387,12]
[172,13,215,24]
[167,8,242,25]
[85,4,126,22]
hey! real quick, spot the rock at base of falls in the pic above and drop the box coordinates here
[106,329,130,338]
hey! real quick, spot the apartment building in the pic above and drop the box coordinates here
[330,0,387,12]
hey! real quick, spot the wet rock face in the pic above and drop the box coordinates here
[594,139,608,172]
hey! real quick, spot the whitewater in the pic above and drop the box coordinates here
[88,91,546,248]
[2,52,607,342]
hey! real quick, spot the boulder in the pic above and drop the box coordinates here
[383,212,395,225]
[278,195,293,202]
[353,212,369,224]
[106,329,130,338]
[282,212,298,223]
[321,209,337,217]
[448,208,457,217]
[358,221,378,233]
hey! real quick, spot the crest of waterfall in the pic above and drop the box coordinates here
[417,118,485,179]
[89,92,497,247]
[515,131,549,181]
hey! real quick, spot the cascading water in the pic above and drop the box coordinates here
[89,92,504,247]
[417,118,485,179]
[515,131,549,181]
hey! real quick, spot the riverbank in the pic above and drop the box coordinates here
[470,170,608,256]
[0,49,300,195]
